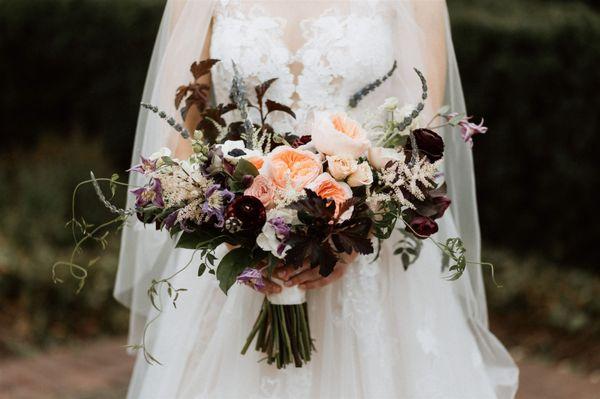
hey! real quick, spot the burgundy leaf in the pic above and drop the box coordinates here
[265,100,296,119]
[190,59,220,80]
[255,78,278,105]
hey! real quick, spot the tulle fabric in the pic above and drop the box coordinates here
[117,1,519,398]
[127,215,517,399]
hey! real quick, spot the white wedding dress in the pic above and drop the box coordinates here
[117,1,519,398]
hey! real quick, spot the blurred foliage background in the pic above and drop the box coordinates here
[0,0,598,372]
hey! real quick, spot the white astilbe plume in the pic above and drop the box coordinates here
[377,154,440,209]
[273,172,304,209]
[153,165,213,208]
[176,198,204,225]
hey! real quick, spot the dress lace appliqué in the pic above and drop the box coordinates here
[210,0,395,131]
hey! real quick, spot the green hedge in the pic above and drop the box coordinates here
[0,136,128,355]
[0,0,598,269]
[0,0,162,165]
[449,0,600,269]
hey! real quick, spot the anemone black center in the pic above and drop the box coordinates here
[228,149,246,157]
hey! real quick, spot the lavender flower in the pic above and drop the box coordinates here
[128,156,157,174]
[236,267,265,290]
[131,179,164,208]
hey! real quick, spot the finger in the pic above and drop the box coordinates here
[275,264,309,281]
[284,267,321,287]
[256,279,282,294]
[299,279,326,290]
[299,266,346,290]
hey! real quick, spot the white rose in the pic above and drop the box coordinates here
[381,97,399,111]
[367,146,406,170]
[326,155,358,180]
[311,112,370,159]
[149,147,172,161]
[347,162,374,187]
[180,159,200,174]
[218,140,262,164]
[149,147,173,167]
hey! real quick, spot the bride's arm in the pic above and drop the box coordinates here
[172,20,214,159]
[412,0,447,113]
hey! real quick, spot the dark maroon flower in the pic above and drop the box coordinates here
[431,195,451,219]
[406,128,444,162]
[225,195,266,231]
[292,135,312,148]
[407,215,438,237]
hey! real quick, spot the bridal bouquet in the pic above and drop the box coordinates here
[54,59,489,369]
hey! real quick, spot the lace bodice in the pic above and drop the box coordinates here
[210,0,396,131]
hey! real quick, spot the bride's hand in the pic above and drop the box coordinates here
[275,252,358,290]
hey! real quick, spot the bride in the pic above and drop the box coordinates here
[116,0,519,398]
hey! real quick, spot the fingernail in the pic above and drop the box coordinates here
[284,281,293,287]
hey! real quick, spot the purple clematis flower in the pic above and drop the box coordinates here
[162,210,179,229]
[236,267,266,290]
[269,217,291,240]
[202,184,235,228]
[128,156,157,174]
[131,179,164,208]
[448,113,488,147]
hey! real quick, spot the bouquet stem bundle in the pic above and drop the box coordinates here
[242,299,314,368]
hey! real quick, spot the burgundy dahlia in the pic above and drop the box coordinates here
[431,195,451,219]
[407,215,438,237]
[406,128,444,162]
[225,195,266,231]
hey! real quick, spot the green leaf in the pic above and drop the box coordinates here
[216,247,253,294]
[87,256,101,267]
[437,105,450,115]
[176,231,226,250]
[233,158,259,181]
[161,156,178,166]
[447,113,465,126]
[110,173,120,197]
[198,263,207,277]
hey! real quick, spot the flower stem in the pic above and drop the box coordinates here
[242,299,314,368]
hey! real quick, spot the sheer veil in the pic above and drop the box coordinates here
[116,1,515,395]
[115,0,217,347]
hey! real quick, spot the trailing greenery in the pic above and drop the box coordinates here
[0,0,597,357]
[2,0,597,269]
[0,136,128,356]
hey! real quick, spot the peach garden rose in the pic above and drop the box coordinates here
[244,175,275,207]
[326,155,358,180]
[261,146,322,190]
[307,172,353,219]
[311,112,371,159]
